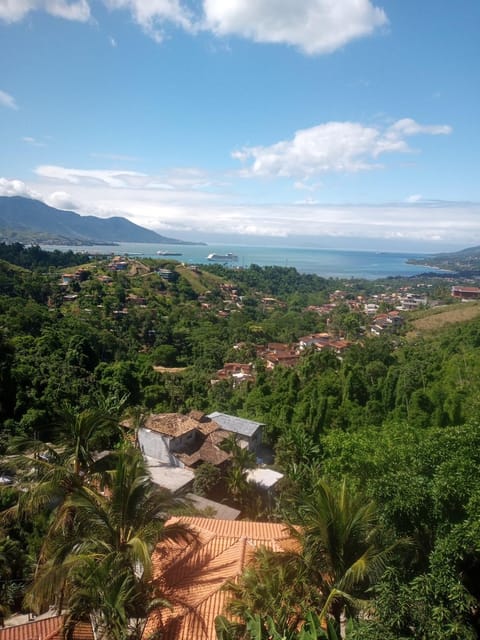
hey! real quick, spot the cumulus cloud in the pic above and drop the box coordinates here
[45,190,81,210]
[233,118,452,179]
[0,89,18,110]
[1,0,387,53]
[0,0,90,23]
[103,0,193,42]
[0,177,39,198]
[202,0,388,54]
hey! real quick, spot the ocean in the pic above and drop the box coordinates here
[40,242,443,280]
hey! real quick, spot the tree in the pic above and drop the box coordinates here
[222,478,393,638]
[220,435,256,507]
[290,478,394,633]
[26,447,191,639]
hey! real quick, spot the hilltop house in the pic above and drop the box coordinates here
[206,411,263,453]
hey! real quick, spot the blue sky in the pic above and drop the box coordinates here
[1,0,479,251]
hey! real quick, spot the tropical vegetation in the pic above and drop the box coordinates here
[0,243,479,638]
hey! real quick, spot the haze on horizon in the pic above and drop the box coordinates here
[0,0,479,253]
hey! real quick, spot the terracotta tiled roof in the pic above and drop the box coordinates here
[0,616,93,640]
[144,517,295,640]
[176,432,231,468]
[136,413,219,438]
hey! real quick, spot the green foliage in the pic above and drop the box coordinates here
[215,610,336,640]
[0,243,90,269]
[193,462,222,497]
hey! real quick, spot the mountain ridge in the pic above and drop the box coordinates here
[0,196,201,245]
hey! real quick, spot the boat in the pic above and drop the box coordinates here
[157,251,183,256]
[207,252,238,262]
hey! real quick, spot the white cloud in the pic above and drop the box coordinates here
[35,165,147,187]
[103,0,193,42]
[0,89,18,110]
[233,118,452,179]
[406,194,423,203]
[22,136,46,147]
[36,164,222,191]
[0,0,388,53]
[4,169,479,250]
[0,0,90,23]
[202,0,388,54]
[45,0,90,21]
[45,190,80,210]
[0,177,39,198]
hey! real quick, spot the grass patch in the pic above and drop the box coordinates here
[406,302,480,338]
[175,265,224,294]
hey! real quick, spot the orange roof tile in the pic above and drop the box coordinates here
[0,616,93,640]
[144,517,295,640]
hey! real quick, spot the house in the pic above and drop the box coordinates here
[263,351,300,369]
[370,311,404,336]
[125,411,265,493]
[107,258,128,271]
[298,332,332,349]
[157,268,175,281]
[135,412,218,467]
[246,468,284,491]
[60,273,75,285]
[256,343,300,369]
[397,293,428,310]
[143,516,296,640]
[451,286,480,300]
[207,412,264,453]
[0,615,93,640]
[214,362,254,385]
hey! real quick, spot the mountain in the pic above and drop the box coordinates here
[0,196,199,245]
[407,244,480,275]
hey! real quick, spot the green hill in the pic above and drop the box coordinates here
[0,196,198,246]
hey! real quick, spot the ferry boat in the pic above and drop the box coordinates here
[207,252,238,262]
[157,251,183,256]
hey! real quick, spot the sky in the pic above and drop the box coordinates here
[0,0,479,252]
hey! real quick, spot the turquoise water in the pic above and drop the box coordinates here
[41,242,442,280]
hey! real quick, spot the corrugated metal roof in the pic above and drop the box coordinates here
[145,517,294,640]
[206,412,264,437]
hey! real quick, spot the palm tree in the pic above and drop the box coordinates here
[3,406,119,609]
[26,447,190,637]
[222,477,394,638]
[223,546,312,630]
[290,478,395,634]
[220,435,256,506]
[64,555,150,640]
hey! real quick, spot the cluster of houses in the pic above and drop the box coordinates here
[1,409,286,640]
[123,410,281,500]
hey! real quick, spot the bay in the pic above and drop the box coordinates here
[40,242,443,280]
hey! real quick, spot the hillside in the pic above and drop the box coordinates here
[0,196,199,246]
[407,244,480,274]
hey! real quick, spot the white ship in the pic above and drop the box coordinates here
[207,252,238,261]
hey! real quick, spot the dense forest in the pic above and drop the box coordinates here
[0,243,479,639]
